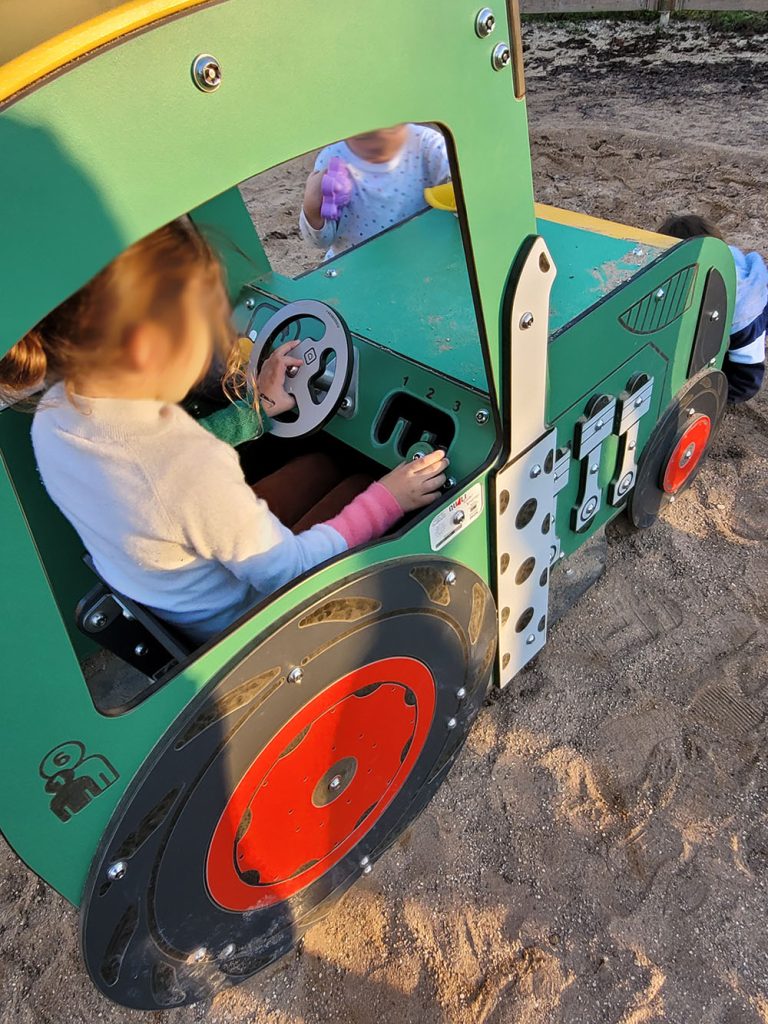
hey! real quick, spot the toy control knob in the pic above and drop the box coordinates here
[320,158,354,221]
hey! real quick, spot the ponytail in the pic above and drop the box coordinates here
[0,330,47,404]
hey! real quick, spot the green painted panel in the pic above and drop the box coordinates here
[0,472,492,905]
[538,218,666,336]
[276,210,486,392]
[548,235,735,421]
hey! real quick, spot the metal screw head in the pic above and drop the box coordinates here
[475,7,496,37]
[134,643,148,657]
[339,396,352,412]
[709,309,720,322]
[595,419,604,429]
[192,54,222,93]
[475,408,490,425]
[444,570,457,586]
[88,612,108,630]
[530,464,542,479]
[445,476,457,489]
[287,667,303,685]
[190,947,207,963]
[669,495,676,503]
[245,297,256,310]
[219,944,236,959]
[618,472,634,495]
[324,268,338,278]
[582,497,598,519]
[491,41,511,70]
[360,856,370,867]
[525,633,536,645]
[447,717,457,729]
[628,440,637,451]
[106,860,127,882]
[634,396,643,407]
[456,687,467,700]
[654,288,665,301]
[679,442,696,467]
[519,311,534,330]
[589,463,599,475]
[362,863,373,875]
[687,407,696,418]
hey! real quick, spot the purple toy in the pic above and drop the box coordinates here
[320,157,354,221]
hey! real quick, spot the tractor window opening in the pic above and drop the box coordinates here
[237,122,452,279]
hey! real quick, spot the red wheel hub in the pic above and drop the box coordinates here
[206,657,435,911]
[662,414,711,495]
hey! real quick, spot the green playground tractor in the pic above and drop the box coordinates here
[0,0,734,1009]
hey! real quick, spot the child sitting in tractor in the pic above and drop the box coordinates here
[659,214,766,405]
[0,220,448,643]
[300,123,451,260]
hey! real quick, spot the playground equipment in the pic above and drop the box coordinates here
[0,0,735,1010]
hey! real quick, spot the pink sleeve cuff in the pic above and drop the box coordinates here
[325,481,404,548]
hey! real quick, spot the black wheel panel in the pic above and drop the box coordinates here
[629,368,728,529]
[80,557,497,1009]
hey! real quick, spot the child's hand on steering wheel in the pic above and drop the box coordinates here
[379,449,449,512]
[257,340,304,416]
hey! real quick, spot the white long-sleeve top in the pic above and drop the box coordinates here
[299,124,451,259]
[31,384,352,643]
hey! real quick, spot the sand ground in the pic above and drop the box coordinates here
[2,18,767,1024]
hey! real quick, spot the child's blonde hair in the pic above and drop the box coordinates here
[0,219,242,403]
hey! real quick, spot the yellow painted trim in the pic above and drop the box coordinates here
[426,185,674,250]
[534,203,674,250]
[0,0,214,104]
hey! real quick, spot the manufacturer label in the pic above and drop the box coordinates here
[429,484,484,551]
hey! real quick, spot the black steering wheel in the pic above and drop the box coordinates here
[248,299,353,439]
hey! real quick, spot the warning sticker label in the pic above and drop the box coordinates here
[429,484,484,551]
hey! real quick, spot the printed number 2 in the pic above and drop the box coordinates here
[426,387,435,400]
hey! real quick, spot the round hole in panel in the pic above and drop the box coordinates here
[515,498,538,530]
[500,607,510,626]
[539,252,551,273]
[499,490,510,514]
[539,568,548,587]
[515,607,534,634]
[541,514,551,535]
[515,557,536,585]
[544,450,554,474]
[502,653,510,669]
[500,553,510,574]
[538,615,546,632]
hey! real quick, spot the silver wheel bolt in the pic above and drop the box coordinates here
[107,861,127,881]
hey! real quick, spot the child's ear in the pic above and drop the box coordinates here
[124,321,169,373]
